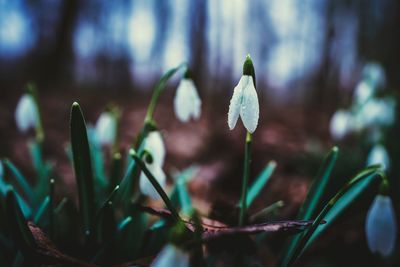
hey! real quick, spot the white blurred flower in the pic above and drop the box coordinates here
[356,97,396,129]
[143,131,166,166]
[365,195,397,257]
[174,78,201,122]
[15,94,39,133]
[139,131,166,199]
[329,109,354,140]
[151,244,190,267]
[353,81,374,106]
[95,112,117,146]
[367,144,390,171]
[139,161,166,200]
[228,75,259,133]
[362,62,386,89]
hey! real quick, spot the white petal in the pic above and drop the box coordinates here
[228,76,245,130]
[365,195,397,257]
[95,112,116,146]
[239,76,259,133]
[174,79,201,122]
[357,98,396,128]
[140,163,166,200]
[353,81,374,106]
[363,62,386,89]
[151,245,190,267]
[329,110,353,140]
[15,94,38,132]
[144,131,166,166]
[367,144,390,171]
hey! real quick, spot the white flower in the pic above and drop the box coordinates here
[356,97,396,129]
[139,161,166,200]
[15,94,39,133]
[143,131,166,166]
[95,112,117,146]
[365,195,397,257]
[367,144,390,171]
[151,245,190,267]
[353,81,374,106]
[329,109,354,140]
[362,62,386,89]
[228,75,259,133]
[139,131,167,199]
[174,78,201,122]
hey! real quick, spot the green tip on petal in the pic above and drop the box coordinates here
[242,54,256,87]
[183,68,192,79]
[72,102,80,107]
[379,178,390,196]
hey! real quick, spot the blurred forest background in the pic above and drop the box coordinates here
[1,0,399,104]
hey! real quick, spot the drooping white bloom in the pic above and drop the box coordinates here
[365,195,397,257]
[95,112,117,146]
[139,161,166,200]
[151,245,190,267]
[174,78,201,122]
[353,81,374,106]
[15,94,39,132]
[143,131,166,166]
[367,144,390,171]
[139,131,167,199]
[329,109,353,140]
[362,62,386,89]
[356,97,396,129]
[228,75,259,133]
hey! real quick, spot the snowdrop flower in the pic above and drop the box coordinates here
[329,109,354,140]
[367,144,390,171]
[356,97,396,129]
[353,81,374,106]
[228,55,259,133]
[151,244,190,267]
[95,112,117,146]
[174,75,201,122]
[139,131,166,199]
[139,159,166,200]
[365,194,397,257]
[362,62,386,89]
[15,94,39,133]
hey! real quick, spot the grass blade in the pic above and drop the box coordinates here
[5,189,37,257]
[239,161,276,208]
[285,168,382,266]
[280,147,338,266]
[70,102,95,236]
[3,159,35,204]
[33,196,49,225]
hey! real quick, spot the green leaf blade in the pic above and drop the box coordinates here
[70,102,95,235]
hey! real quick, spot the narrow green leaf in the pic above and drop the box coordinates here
[298,147,339,220]
[3,160,35,203]
[285,168,382,266]
[240,161,276,208]
[87,126,107,189]
[118,216,132,232]
[109,152,122,193]
[96,185,119,221]
[281,147,338,266]
[70,102,95,235]
[5,189,37,257]
[250,200,284,223]
[33,196,49,225]
[176,179,192,216]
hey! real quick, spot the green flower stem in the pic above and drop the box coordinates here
[129,149,181,223]
[239,131,253,226]
[144,63,188,124]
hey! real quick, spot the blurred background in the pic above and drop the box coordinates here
[1,0,399,102]
[1,0,400,266]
